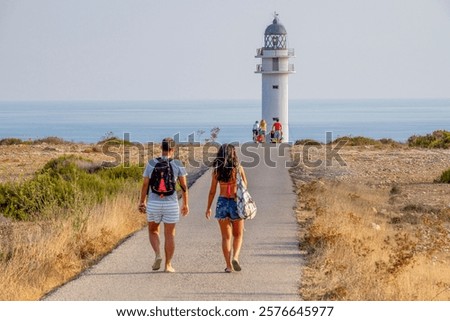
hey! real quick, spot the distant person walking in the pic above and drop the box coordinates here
[139,137,189,273]
[259,119,267,143]
[271,118,283,143]
[252,121,259,142]
[205,144,248,273]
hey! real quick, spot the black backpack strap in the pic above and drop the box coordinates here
[169,158,186,193]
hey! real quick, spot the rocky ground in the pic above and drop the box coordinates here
[0,142,208,184]
[290,144,450,215]
[2,142,449,217]
[0,143,111,183]
[289,144,450,300]
[1,142,450,300]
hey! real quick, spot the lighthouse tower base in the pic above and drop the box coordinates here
[261,73,289,143]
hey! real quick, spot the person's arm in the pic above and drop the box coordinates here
[205,172,218,219]
[139,177,149,213]
[178,175,189,216]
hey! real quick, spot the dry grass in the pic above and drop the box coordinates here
[296,180,450,300]
[0,142,207,301]
[0,186,146,300]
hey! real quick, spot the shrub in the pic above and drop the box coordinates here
[294,139,322,146]
[97,136,135,146]
[378,138,403,147]
[408,130,450,149]
[331,136,402,147]
[438,168,450,184]
[0,138,24,145]
[332,136,380,146]
[33,136,71,145]
[0,156,142,220]
[0,136,76,146]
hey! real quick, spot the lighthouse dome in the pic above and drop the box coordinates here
[264,17,287,35]
[263,15,287,49]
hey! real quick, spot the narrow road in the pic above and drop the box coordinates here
[44,145,301,300]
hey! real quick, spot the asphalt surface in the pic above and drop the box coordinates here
[44,145,301,301]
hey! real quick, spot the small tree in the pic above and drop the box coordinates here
[209,127,220,142]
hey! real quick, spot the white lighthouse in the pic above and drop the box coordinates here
[255,13,295,143]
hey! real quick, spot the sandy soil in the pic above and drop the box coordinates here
[290,144,450,215]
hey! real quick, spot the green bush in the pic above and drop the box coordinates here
[408,130,450,149]
[0,155,142,220]
[97,133,135,146]
[33,136,72,145]
[438,168,450,184]
[0,136,74,145]
[331,136,402,147]
[332,136,380,146]
[294,139,322,146]
[378,138,402,146]
[0,138,25,145]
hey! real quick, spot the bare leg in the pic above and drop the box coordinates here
[218,219,233,271]
[148,222,161,256]
[164,223,176,272]
[148,222,162,270]
[231,219,244,271]
[231,219,244,261]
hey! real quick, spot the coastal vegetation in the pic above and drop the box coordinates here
[1,133,449,300]
[295,136,402,147]
[0,139,205,300]
[0,133,133,147]
[0,155,142,220]
[0,136,73,145]
[295,131,450,149]
[438,168,450,184]
[294,139,322,146]
[407,130,450,149]
[0,146,147,300]
[295,181,450,300]
[0,187,145,300]
[291,143,450,300]
[331,136,402,147]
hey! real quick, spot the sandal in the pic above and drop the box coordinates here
[152,256,162,271]
[224,267,233,273]
[232,259,241,272]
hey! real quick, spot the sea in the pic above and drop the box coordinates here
[0,99,449,144]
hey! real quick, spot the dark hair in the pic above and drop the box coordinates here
[162,137,175,152]
[213,144,239,182]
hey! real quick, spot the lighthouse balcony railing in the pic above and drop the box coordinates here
[255,48,295,58]
[255,64,295,73]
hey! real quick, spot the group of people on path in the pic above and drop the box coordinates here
[139,138,247,273]
[252,118,283,143]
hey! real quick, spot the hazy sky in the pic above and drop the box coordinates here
[1,0,449,101]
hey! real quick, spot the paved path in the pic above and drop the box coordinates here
[45,145,301,301]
